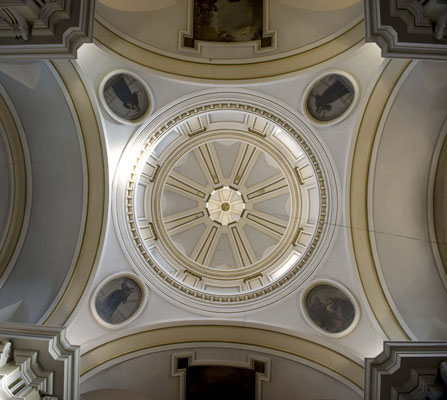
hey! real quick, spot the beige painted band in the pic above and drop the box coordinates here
[350,58,412,340]
[81,324,364,389]
[93,19,364,81]
[434,134,447,276]
[0,93,27,280]
[42,60,106,326]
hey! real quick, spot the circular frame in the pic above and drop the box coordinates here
[150,130,302,279]
[98,69,154,125]
[301,280,360,338]
[90,272,148,329]
[113,89,339,314]
[302,70,359,127]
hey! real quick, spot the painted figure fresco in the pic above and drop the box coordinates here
[95,277,143,324]
[193,0,263,43]
[103,73,149,121]
[306,74,355,122]
[305,284,355,334]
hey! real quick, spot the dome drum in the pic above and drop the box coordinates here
[114,92,337,313]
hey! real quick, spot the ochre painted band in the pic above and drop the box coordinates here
[93,19,365,81]
[349,58,412,340]
[42,60,106,326]
[81,324,364,389]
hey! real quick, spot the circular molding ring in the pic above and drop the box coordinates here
[300,279,360,338]
[114,89,339,314]
[90,272,148,330]
[302,70,359,127]
[150,130,302,280]
[98,69,154,125]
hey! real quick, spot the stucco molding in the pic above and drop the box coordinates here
[365,341,447,400]
[0,322,80,400]
[364,0,447,60]
[0,0,96,59]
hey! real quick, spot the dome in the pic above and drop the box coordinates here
[115,91,336,313]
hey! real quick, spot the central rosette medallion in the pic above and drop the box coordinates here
[206,187,245,225]
[155,136,298,273]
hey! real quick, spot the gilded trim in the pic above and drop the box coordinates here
[349,58,412,340]
[93,19,365,81]
[81,324,364,389]
[42,60,106,326]
[0,93,27,280]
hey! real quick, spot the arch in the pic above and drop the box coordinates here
[80,323,364,390]
[349,58,412,340]
[93,20,364,81]
[41,60,107,326]
[0,90,27,283]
